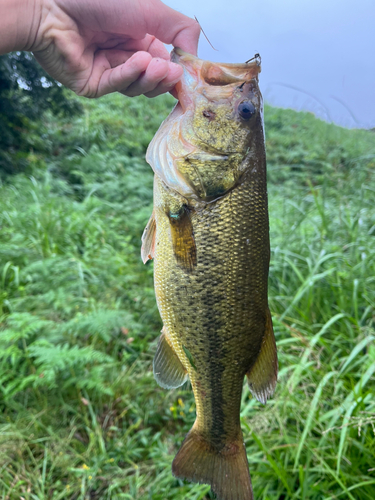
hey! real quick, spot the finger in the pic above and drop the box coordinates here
[95,51,152,97]
[145,0,201,55]
[107,35,170,60]
[146,36,171,59]
[124,58,181,98]
[141,64,184,98]
[143,80,178,99]
[57,0,200,55]
[105,49,137,68]
[99,38,170,70]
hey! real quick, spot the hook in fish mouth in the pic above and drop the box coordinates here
[245,53,261,66]
[171,48,261,81]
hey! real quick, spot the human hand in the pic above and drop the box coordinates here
[2,0,200,98]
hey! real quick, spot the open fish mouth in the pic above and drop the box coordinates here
[171,48,261,83]
[171,48,261,111]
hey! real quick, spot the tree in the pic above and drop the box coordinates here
[0,51,81,175]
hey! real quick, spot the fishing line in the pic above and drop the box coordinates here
[194,16,218,51]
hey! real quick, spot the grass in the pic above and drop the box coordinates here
[0,92,374,499]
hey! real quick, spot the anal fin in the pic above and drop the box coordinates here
[246,308,278,404]
[153,330,188,389]
[168,206,197,273]
[141,212,156,264]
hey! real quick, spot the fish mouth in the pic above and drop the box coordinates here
[171,48,261,82]
[171,48,261,109]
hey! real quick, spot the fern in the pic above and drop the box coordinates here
[29,342,114,393]
[29,342,112,369]
[60,309,141,343]
[0,312,54,338]
[0,307,143,399]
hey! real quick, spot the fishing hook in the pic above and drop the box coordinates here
[246,53,261,65]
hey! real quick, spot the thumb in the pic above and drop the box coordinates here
[145,0,201,55]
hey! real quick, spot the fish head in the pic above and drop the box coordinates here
[146,49,264,202]
[171,48,263,152]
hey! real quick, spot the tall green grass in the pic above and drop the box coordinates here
[0,94,374,499]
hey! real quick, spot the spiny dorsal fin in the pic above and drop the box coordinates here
[141,212,156,264]
[168,207,197,273]
[246,308,278,404]
[153,330,188,389]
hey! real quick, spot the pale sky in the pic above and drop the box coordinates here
[165,0,375,129]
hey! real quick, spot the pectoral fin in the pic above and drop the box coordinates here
[153,330,188,389]
[246,308,278,404]
[141,212,156,264]
[169,207,197,273]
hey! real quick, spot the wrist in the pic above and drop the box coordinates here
[0,0,43,54]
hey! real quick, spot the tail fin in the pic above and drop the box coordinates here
[172,429,253,500]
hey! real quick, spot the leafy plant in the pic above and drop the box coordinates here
[0,52,81,175]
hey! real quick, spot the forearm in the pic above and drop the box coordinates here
[0,0,41,54]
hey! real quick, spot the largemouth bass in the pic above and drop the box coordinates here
[142,48,278,500]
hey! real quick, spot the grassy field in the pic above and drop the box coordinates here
[0,92,374,500]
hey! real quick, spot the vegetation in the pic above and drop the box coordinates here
[0,52,80,175]
[0,86,374,499]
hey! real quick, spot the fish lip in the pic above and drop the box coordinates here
[171,48,261,72]
[171,47,261,81]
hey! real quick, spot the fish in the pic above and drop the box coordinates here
[141,48,278,500]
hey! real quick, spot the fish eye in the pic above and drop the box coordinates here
[238,101,256,120]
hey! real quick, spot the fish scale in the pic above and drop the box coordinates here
[142,48,278,500]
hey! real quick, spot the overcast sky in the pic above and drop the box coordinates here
[165,0,375,129]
